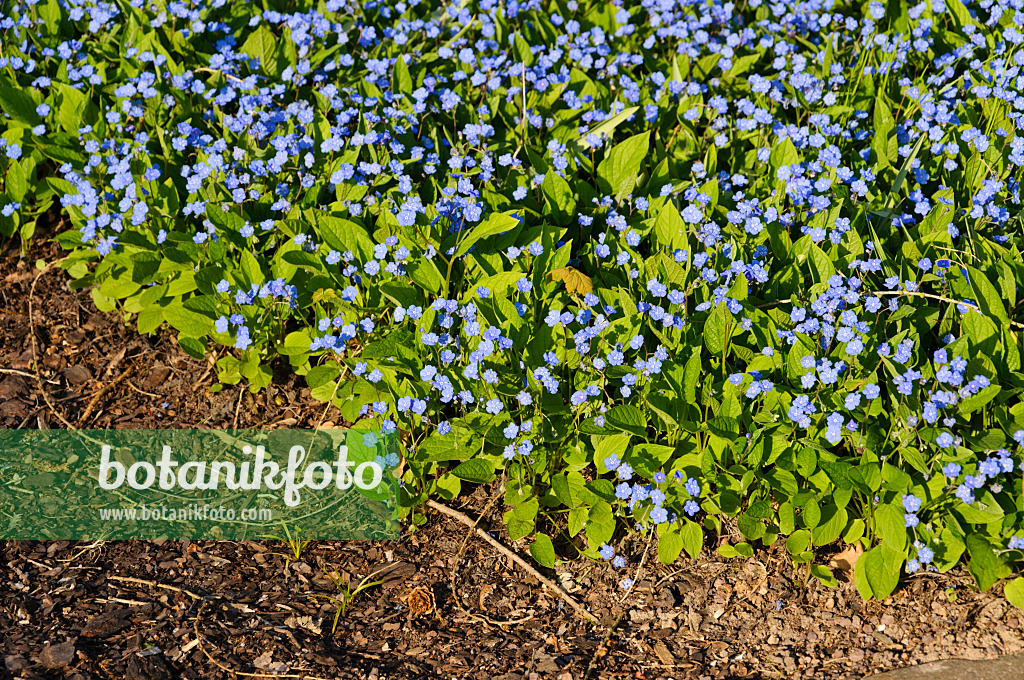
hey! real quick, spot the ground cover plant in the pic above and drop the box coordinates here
[2,0,1024,610]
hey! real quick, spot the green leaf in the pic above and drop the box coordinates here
[946,0,980,28]
[541,172,575,225]
[455,211,520,257]
[597,131,650,200]
[809,564,838,587]
[240,250,265,288]
[871,96,895,170]
[769,137,798,170]
[392,55,413,95]
[1005,578,1024,610]
[163,302,214,337]
[680,519,703,559]
[452,459,495,484]
[572,106,640,151]
[811,505,848,547]
[856,545,902,600]
[551,471,587,507]
[407,258,444,294]
[55,83,90,133]
[966,266,1009,322]
[513,32,534,66]
[658,530,685,565]
[683,349,701,404]
[239,25,281,75]
[703,302,729,356]
[506,515,536,541]
[0,85,40,127]
[786,529,811,554]
[530,533,556,568]
[654,201,686,251]
[718,542,754,559]
[137,306,164,335]
[6,160,28,202]
[568,507,588,537]
[606,404,647,437]
[417,427,478,461]
[280,330,312,356]
[308,210,376,261]
[305,364,341,401]
[875,502,908,553]
[959,384,1000,415]
[966,534,1011,591]
[801,498,821,529]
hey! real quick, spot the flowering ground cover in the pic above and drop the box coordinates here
[2,0,1024,615]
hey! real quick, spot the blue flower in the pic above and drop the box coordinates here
[902,494,922,513]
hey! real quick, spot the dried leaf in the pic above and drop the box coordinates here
[545,266,593,295]
[830,543,864,575]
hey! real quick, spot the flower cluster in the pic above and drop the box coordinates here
[2,0,1023,594]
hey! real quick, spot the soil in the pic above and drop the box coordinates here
[2,230,1024,680]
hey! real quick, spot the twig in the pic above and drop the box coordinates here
[232,386,245,429]
[0,368,53,380]
[107,575,207,601]
[619,531,656,604]
[191,348,221,391]
[426,498,597,624]
[193,67,244,84]
[125,380,162,398]
[102,597,150,607]
[583,610,625,680]
[55,540,107,563]
[76,365,133,427]
[872,289,1024,330]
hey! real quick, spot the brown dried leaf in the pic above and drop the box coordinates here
[829,543,864,575]
[545,266,593,295]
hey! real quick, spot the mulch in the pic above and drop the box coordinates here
[2,232,1023,680]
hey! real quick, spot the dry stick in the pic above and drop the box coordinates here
[125,380,162,399]
[582,610,625,680]
[191,348,222,391]
[425,498,597,624]
[108,575,207,601]
[618,531,656,604]
[312,373,344,430]
[76,365,133,427]
[0,368,53,380]
[27,259,78,430]
[872,289,1024,330]
[231,386,245,429]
